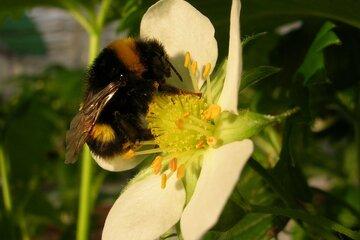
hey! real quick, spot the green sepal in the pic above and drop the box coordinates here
[183,156,202,203]
[240,66,281,92]
[215,108,299,145]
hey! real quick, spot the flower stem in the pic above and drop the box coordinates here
[76,32,100,240]
[0,145,12,213]
[96,0,112,30]
[250,205,360,239]
[72,4,104,240]
[19,216,30,240]
[248,158,296,207]
[76,145,93,240]
[88,32,100,64]
[355,81,360,188]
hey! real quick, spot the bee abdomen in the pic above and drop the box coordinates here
[87,123,131,158]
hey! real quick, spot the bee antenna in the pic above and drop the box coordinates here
[167,60,183,82]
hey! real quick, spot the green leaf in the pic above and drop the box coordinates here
[241,0,360,31]
[215,214,283,240]
[296,22,341,86]
[187,0,360,60]
[116,0,144,35]
[272,118,313,206]
[205,163,288,239]
[0,14,46,55]
[0,0,59,23]
[240,66,281,92]
[242,32,267,48]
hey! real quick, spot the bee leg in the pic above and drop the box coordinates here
[142,129,154,140]
[158,83,202,97]
[114,112,139,142]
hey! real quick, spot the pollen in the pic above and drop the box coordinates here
[195,140,205,149]
[152,156,163,174]
[184,52,191,68]
[175,118,184,130]
[146,95,215,153]
[206,136,218,147]
[202,63,212,78]
[190,61,198,76]
[169,158,177,172]
[202,104,221,120]
[91,124,116,142]
[123,149,135,160]
[153,81,159,90]
[177,164,185,179]
[161,174,168,189]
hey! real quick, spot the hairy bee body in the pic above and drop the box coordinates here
[65,38,184,163]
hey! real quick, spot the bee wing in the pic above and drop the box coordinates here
[65,82,121,163]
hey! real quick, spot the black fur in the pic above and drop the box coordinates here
[85,38,175,158]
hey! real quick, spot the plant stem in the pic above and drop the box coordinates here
[88,33,100,64]
[355,81,360,188]
[63,1,95,34]
[312,187,360,220]
[251,205,360,239]
[248,158,296,207]
[0,145,12,213]
[19,216,30,240]
[76,145,93,240]
[96,0,113,29]
[75,9,101,240]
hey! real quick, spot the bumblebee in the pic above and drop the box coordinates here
[65,38,187,164]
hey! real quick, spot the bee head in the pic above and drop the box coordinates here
[138,39,183,84]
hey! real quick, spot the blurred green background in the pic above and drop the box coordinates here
[0,0,359,239]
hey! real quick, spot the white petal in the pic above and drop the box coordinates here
[180,140,254,240]
[217,0,242,113]
[91,152,145,172]
[102,173,186,240]
[140,0,218,91]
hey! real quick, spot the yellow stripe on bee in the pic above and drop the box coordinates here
[109,38,145,77]
[91,124,116,143]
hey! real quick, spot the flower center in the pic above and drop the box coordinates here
[147,94,217,153]
[127,52,219,188]
[146,95,221,188]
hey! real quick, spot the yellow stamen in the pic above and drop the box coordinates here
[161,174,168,189]
[202,104,221,120]
[177,164,185,179]
[190,61,198,76]
[133,148,163,156]
[202,63,211,78]
[146,95,213,153]
[175,118,184,130]
[169,158,177,172]
[123,149,135,159]
[195,140,205,149]
[151,156,163,174]
[184,52,191,68]
[206,136,218,147]
[139,140,157,145]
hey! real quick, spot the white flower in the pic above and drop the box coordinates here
[100,1,254,240]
